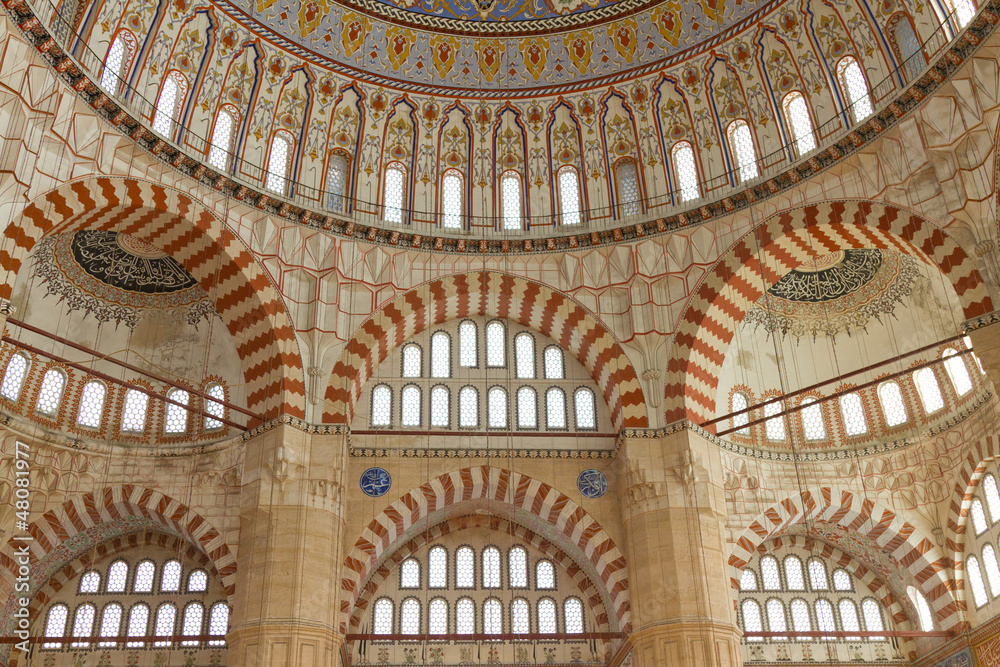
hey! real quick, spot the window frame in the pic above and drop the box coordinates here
[516,385,538,430]
[1,352,29,401]
[835,56,873,124]
[781,90,817,158]
[440,167,465,229]
[430,384,451,428]
[613,158,643,217]
[400,383,422,428]
[458,385,479,429]
[151,70,189,140]
[264,129,296,196]
[573,386,597,431]
[726,119,759,184]
[544,386,568,430]
[556,164,584,225]
[430,330,452,379]
[382,161,408,224]
[325,150,352,213]
[35,367,67,417]
[207,104,240,172]
[100,30,137,95]
[370,383,393,428]
[75,379,108,429]
[670,141,700,203]
[499,170,525,231]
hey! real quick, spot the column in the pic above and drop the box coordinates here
[618,426,742,666]
[228,423,349,667]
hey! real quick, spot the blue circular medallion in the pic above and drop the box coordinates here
[360,467,392,498]
[577,469,608,499]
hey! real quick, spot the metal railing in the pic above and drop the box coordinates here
[21,0,981,235]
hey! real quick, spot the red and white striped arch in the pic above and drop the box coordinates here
[340,466,630,633]
[325,271,647,430]
[728,487,960,630]
[0,177,305,422]
[946,434,1000,584]
[347,514,613,635]
[665,201,994,427]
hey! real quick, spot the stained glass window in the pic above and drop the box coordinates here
[71,604,96,648]
[401,385,421,427]
[483,599,502,635]
[187,570,208,593]
[207,603,229,646]
[790,599,811,638]
[766,599,787,632]
[509,546,528,588]
[459,386,478,428]
[79,571,100,593]
[973,499,990,535]
[181,603,204,646]
[431,332,450,378]
[536,560,555,589]
[983,545,1000,597]
[456,547,475,588]
[36,369,66,415]
[205,383,225,430]
[429,598,448,635]
[121,389,149,433]
[784,556,805,591]
[837,57,873,122]
[969,556,990,607]
[401,598,420,635]
[764,399,785,440]
[761,556,781,590]
[914,368,945,413]
[517,386,537,429]
[107,561,128,593]
[154,604,177,646]
[742,599,762,641]
[574,388,596,429]
[839,599,861,639]
[373,598,394,635]
[429,547,448,588]
[164,389,189,434]
[815,599,836,638]
[99,603,123,647]
[126,603,150,647]
[512,598,530,634]
[944,348,973,395]
[1,353,27,400]
[671,142,700,202]
[564,598,584,634]
[515,333,535,379]
[441,169,463,228]
[538,598,557,633]
[862,599,885,639]
[431,386,449,427]
[383,164,406,224]
[483,546,501,588]
[44,604,69,649]
[153,72,186,138]
[488,387,508,428]
[727,120,758,183]
[161,560,181,592]
[101,33,133,94]
[840,392,868,436]
[134,561,156,593]
[401,558,420,588]
[832,569,852,591]
[808,559,829,590]
[892,17,926,81]
[459,321,477,367]
[501,172,523,230]
[615,160,641,216]
[326,153,349,212]
[782,92,816,155]
[985,475,1000,522]
[372,385,392,427]
[878,381,908,426]
[740,569,758,591]
[732,391,750,434]
[486,321,505,367]
[558,166,582,225]
[456,598,475,634]
[800,398,826,440]
[208,107,236,171]
[544,346,564,379]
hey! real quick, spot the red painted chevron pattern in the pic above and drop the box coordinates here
[0,177,305,422]
[728,487,960,631]
[347,514,612,634]
[665,201,993,426]
[325,271,647,430]
[339,466,630,634]
[0,486,237,631]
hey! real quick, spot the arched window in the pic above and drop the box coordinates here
[671,142,700,202]
[782,91,816,156]
[98,603,123,647]
[543,346,564,379]
[126,603,150,647]
[486,321,506,367]
[838,599,861,639]
[459,386,478,427]
[965,335,986,375]
[456,597,475,634]
[1,353,28,400]
[514,333,535,379]
[456,546,475,588]
[154,603,177,646]
[44,603,69,649]
[483,598,502,635]
[969,555,989,606]
[383,163,406,224]
[808,559,829,590]
[187,570,208,592]
[265,130,294,195]
[800,397,826,440]
[429,598,448,634]
[558,165,583,225]
[326,152,350,213]
[500,171,523,230]
[790,599,812,637]
[36,368,66,415]
[972,499,989,534]
[441,168,463,229]
[483,546,501,588]
[400,598,421,635]
[878,381,908,426]
[731,391,750,435]
[373,598,394,634]
[761,555,781,590]
[907,586,934,630]
[727,120,758,183]
[107,561,128,593]
[400,385,421,427]
[836,56,873,123]
[205,383,226,430]
[459,320,477,367]
[487,387,508,429]
[984,474,1000,522]
[862,599,885,639]
[208,106,239,171]
[839,392,868,436]
[71,603,97,648]
[509,546,528,588]
[945,0,976,28]
[614,160,641,216]
[402,343,422,377]
[207,602,229,645]
[784,556,805,591]
[371,384,392,427]
[79,571,101,593]
[134,560,156,593]
[741,599,763,641]
[121,388,149,433]
[152,71,188,138]
[984,545,1000,597]
[100,31,136,94]
[914,368,945,413]
[574,388,596,430]
[564,598,584,634]
[815,599,836,638]
[740,569,758,591]
[181,602,204,646]
[832,569,852,591]
[75,380,107,428]
[164,388,190,434]
[766,599,787,632]
[517,386,537,429]
[545,387,567,429]
[161,560,182,592]
[401,558,420,588]
[511,598,530,634]
[763,399,785,440]
[943,348,973,395]
[538,598,557,633]
[430,385,450,427]
[890,15,927,81]
[536,560,555,589]
[429,547,448,588]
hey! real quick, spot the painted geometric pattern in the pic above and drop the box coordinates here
[0,486,237,632]
[0,177,305,421]
[727,487,960,631]
[348,514,612,634]
[666,201,994,426]
[326,271,647,429]
[340,466,630,633]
